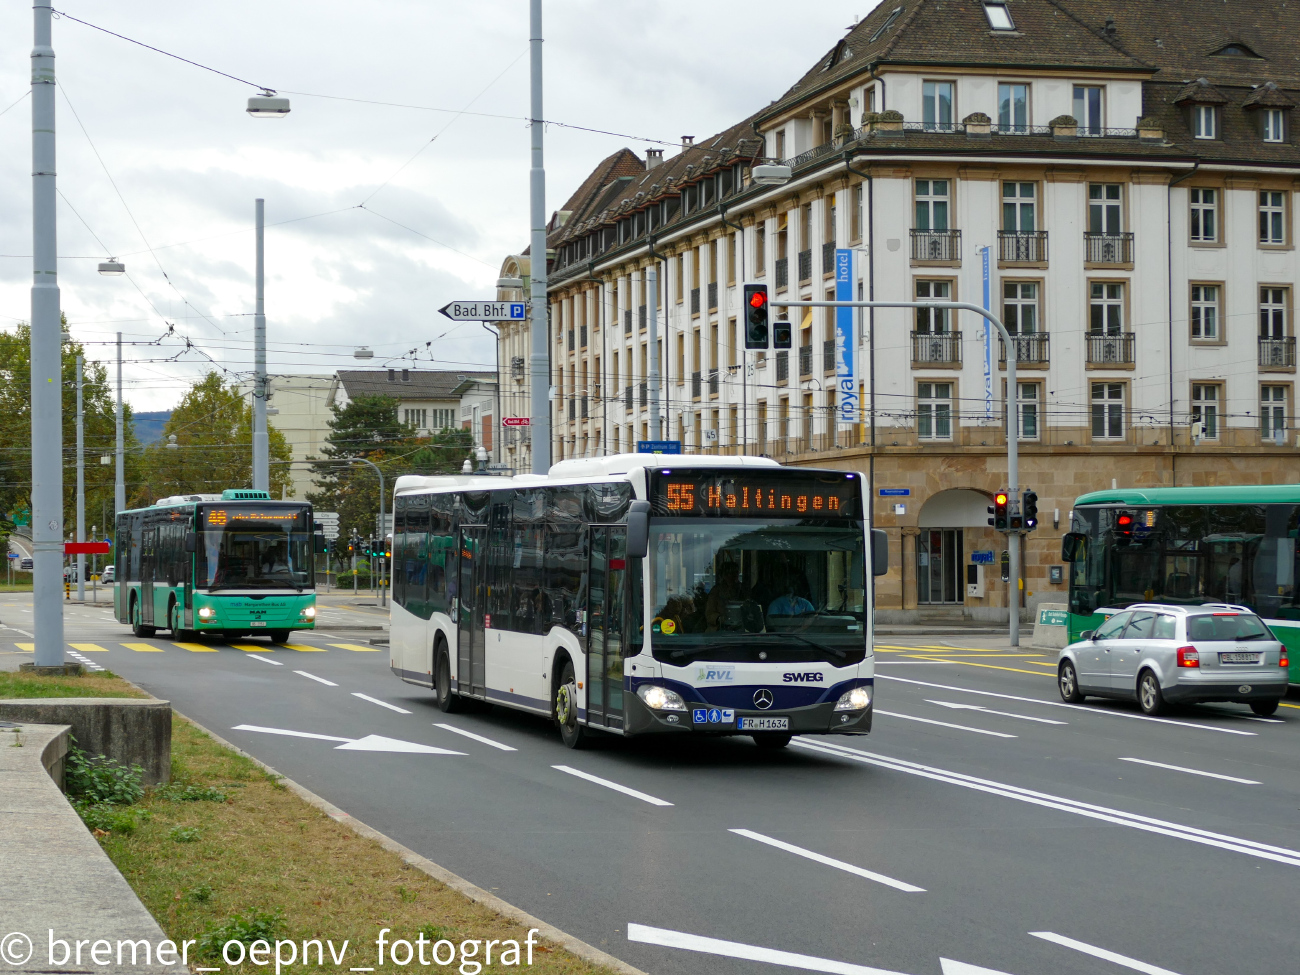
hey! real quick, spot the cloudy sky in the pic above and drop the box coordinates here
[0,1,876,413]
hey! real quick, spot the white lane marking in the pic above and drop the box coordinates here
[875,661,954,666]
[351,692,411,714]
[927,700,1068,726]
[939,961,1018,975]
[553,765,673,806]
[794,738,1300,868]
[729,829,925,892]
[1030,932,1185,975]
[878,675,1256,736]
[434,722,517,751]
[1116,757,1260,785]
[295,670,338,687]
[247,654,283,666]
[875,709,1017,739]
[627,922,907,975]
[1,625,35,637]
[232,724,352,743]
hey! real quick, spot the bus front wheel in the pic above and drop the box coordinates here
[434,643,463,713]
[269,630,291,644]
[554,661,586,749]
[169,603,192,641]
[752,733,792,750]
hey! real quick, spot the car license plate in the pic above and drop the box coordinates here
[250,621,266,627]
[1219,652,1260,664]
[738,716,789,731]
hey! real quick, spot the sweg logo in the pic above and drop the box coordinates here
[783,672,824,683]
[696,667,735,682]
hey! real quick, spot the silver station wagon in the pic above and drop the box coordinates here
[1058,603,1289,716]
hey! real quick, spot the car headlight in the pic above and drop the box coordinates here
[301,606,316,618]
[197,607,214,620]
[833,686,872,712]
[637,685,687,711]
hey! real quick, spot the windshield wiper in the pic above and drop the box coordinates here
[782,633,850,660]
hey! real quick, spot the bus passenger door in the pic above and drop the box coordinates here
[456,527,487,697]
[586,527,627,730]
[141,528,157,625]
[587,528,607,726]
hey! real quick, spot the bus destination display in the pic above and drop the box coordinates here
[203,508,306,528]
[649,471,861,518]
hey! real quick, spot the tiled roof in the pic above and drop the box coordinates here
[553,148,645,227]
[336,370,494,402]
[1243,82,1296,110]
[1172,79,1231,105]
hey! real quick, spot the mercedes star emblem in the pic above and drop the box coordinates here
[753,689,774,710]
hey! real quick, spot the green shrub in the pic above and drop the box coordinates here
[170,825,201,843]
[187,883,214,903]
[76,802,148,835]
[160,783,228,803]
[65,740,144,805]
[197,910,285,959]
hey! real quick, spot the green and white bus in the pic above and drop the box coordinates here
[114,489,318,641]
[1061,484,1300,685]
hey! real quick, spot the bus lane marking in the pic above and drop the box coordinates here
[1030,931,1185,975]
[351,692,411,714]
[121,642,164,652]
[729,829,925,892]
[552,766,673,806]
[874,709,1017,739]
[627,922,909,975]
[1116,757,1260,785]
[433,723,517,751]
[295,670,338,687]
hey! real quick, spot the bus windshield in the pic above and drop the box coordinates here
[197,505,314,590]
[648,518,866,664]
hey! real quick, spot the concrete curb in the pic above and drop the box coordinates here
[174,711,649,975]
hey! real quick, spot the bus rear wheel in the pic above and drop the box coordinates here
[130,599,155,639]
[434,643,463,713]
[554,661,586,749]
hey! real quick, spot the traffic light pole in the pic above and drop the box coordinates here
[773,298,1021,647]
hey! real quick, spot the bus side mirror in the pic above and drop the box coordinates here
[184,532,197,553]
[871,528,888,577]
[1061,532,1085,563]
[626,501,651,559]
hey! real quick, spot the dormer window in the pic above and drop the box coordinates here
[1211,42,1262,59]
[1263,109,1285,143]
[984,2,1015,30]
[869,6,903,42]
[1192,105,1218,140]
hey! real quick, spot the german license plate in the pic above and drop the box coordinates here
[1219,652,1260,664]
[738,716,789,731]
[250,621,266,627]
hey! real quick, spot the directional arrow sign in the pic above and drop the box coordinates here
[232,724,464,755]
[438,300,527,322]
[926,700,1067,726]
[940,960,1020,975]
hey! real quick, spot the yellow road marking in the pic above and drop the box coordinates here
[329,643,381,652]
[173,642,218,652]
[1280,701,1300,710]
[69,642,110,653]
[15,642,34,652]
[906,653,1045,659]
[122,642,164,652]
[231,644,275,652]
[285,644,326,652]
[940,659,1055,678]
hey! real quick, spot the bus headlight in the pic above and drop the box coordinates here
[197,607,214,620]
[300,606,316,619]
[637,685,686,711]
[833,686,872,711]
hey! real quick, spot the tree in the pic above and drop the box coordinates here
[134,372,292,504]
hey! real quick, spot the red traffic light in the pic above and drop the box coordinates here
[748,290,768,309]
[995,492,1008,505]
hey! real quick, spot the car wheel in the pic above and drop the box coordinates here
[1250,699,1281,717]
[1058,660,1085,703]
[434,642,463,713]
[554,661,586,749]
[1137,670,1165,716]
[752,733,792,749]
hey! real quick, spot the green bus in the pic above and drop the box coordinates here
[1061,484,1300,685]
[114,490,318,641]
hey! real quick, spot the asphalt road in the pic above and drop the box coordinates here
[5,592,1299,975]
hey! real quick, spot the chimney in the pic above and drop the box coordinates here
[402,368,410,382]
[387,368,395,382]
[681,135,694,149]
[646,148,664,169]
[1104,16,1116,34]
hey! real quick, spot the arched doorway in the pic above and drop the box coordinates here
[915,489,991,604]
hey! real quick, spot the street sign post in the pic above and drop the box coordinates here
[637,440,682,455]
[438,301,526,322]
[502,417,531,427]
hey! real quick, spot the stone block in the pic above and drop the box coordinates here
[0,699,171,786]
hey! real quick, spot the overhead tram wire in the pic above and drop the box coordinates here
[0,90,31,119]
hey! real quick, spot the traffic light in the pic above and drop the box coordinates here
[1008,500,1023,532]
[773,320,792,350]
[1022,489,1039,531]
[988,491,1009,531]
[384,538,391,559]
[347,538,354,555]
[743,284,769,349]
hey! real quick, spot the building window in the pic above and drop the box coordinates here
[1002,182,1036,231]
[1260,287,1288,339]
[922,81,955,131]
[1190,284,1220,341]
[1260,191,1287,244]
[998,83,1029,132]
[984,3,1015,31]
[917,382,953,440]
[1073,85,1104,135]
[1088,184,1123,236]
[1262,109,1286,143]
[1192,105,1218,140]
[1262,385,1289,441]
[404,408,427,429]
[1016,382,1039,440]
[1091,383,1124,440]
[915,280,952,333]
[851,183,863,241]
[1003,281,1039,334]
[1089,282,1124,334]
[1189,188,1218,242]
[914,179,950,230]
[1191,384,1220,440]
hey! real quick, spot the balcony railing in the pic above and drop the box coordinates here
[822,241,836,274]
[824,339,836,373]
[639,382,648,407]
[775,257,789,289]
[776,351,789,382]
[1084,233,1134,264]
[998,332,1051,364]
[579,325,587,348]
[624,309,632,335]
[912,330,962,364]
[998,231,1048,264]
[638,304,647,330]
[625,385,633,410]
[1086,331,1135,364]
[911,229,962,262]
[692,370,702,399]
[581,396,589,419]
[709,368,719,396]
[799,344,813,377]
[798,248,813,282]
[690,287,700,316]
[567,399,576,420]
[567,330,575,352]
[708,281,718,310]
[1259,336,1297,368]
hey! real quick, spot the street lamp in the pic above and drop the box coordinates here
[354,346,374,360]
[246,90,290,118]
[97,258,125,276]
[165,434,178,451]
[752,163,793,186]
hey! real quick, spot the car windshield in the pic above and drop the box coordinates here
[1186,612,1273,641]
[648,518,865,664]
[196,505,314,590]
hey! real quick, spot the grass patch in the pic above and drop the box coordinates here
[0,668,148,699]
[91,717,619,974]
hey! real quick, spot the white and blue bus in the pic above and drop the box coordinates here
[389,455,885,748]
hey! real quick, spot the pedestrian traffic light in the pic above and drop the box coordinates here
[1022,489,1039,531]
[743,284,769,349]
[773,320,792,350]
[988,491,1009,531]
[1008,500,1023,532]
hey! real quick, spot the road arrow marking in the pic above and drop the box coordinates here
[1029,932,1185,975]
[232,724,463,755]
[926,700,1067,725]
[875,709,1017,738]
[233,724,351,742]
[628,922,909,975]
[940,960,1020,975]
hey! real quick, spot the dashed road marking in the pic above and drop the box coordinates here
[330,643,382,652]
[1030,931,1185,975]
[122,642,164,652]
[351,692,411,714]
[173,642,218,653]
[295,670,338,686]
[875,709,1017,739]
[433,723,517,751]
[1116,757,1260,785]
[553,765,673,806]
[729,829,925,892]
